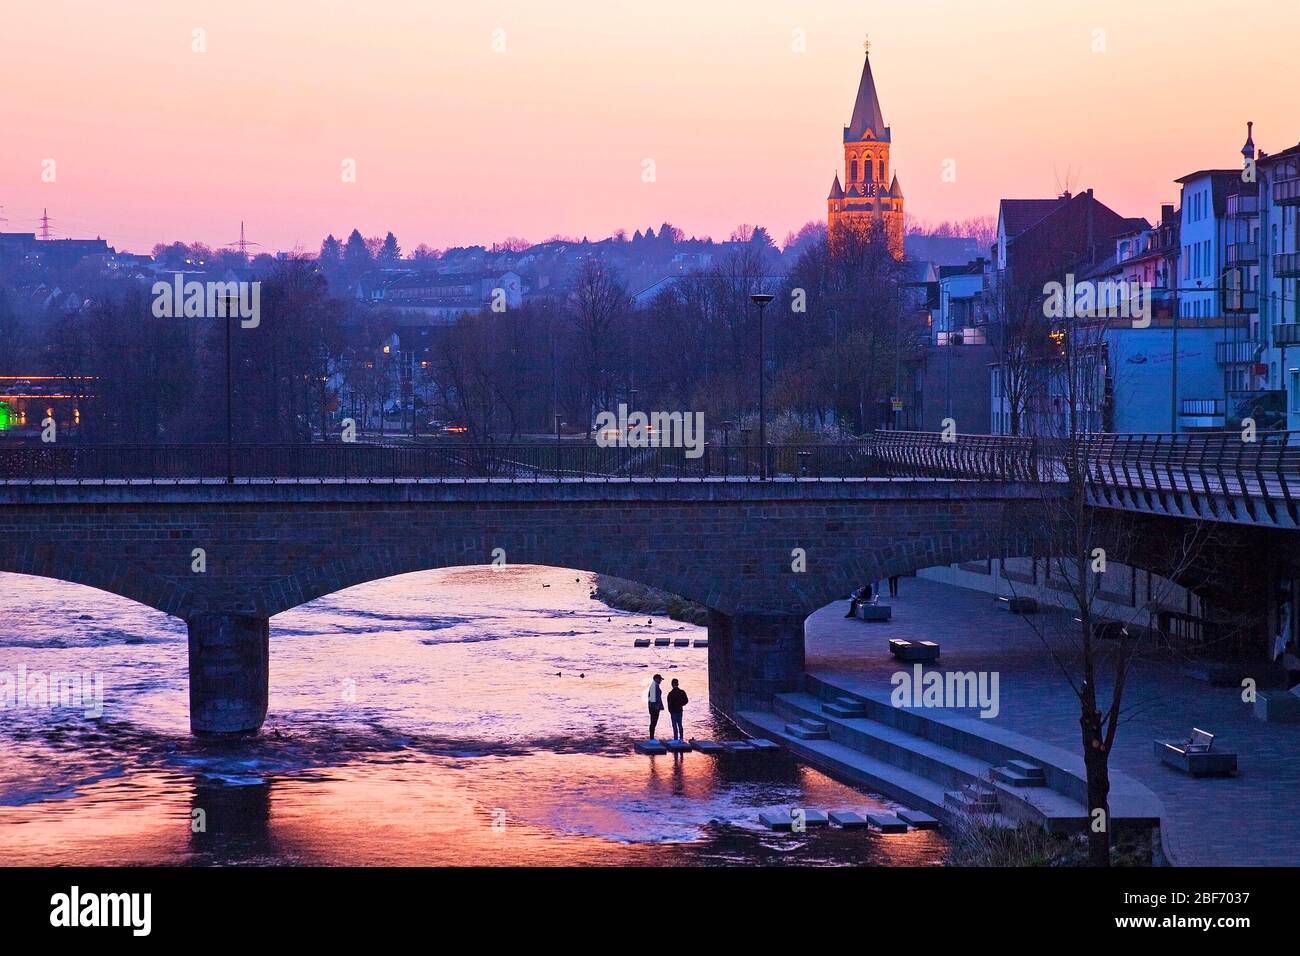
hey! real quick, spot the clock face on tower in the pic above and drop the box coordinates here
[863,183,878,197]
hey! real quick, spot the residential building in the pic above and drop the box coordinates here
[1257,139,1300,428]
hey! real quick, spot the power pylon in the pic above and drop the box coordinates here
[223,221,261,259]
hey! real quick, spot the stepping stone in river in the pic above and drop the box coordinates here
[721,740,755,752]
[758,811,794,831]
[828,810,871,829]
[747,738,780,751]
[633,638,651,648]
[653,638,671,647]
[661,739,691,752]
[692,639,709,648]
[634,739,668,755]
[795,809,830,828]
[864,812,909,833]
[897,809,939,829]
[689,739,725,754]
[673,638,691,647]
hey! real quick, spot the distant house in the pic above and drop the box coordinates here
[358,270,522,321]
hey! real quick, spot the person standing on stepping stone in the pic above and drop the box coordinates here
[666,679,689,741]
[647,674,665,739]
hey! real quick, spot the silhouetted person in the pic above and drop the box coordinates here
[666,678,688,741]
[888,575,900,598]
[647,674,665,739]
[845,584,873,618]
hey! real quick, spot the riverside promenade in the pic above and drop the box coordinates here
[803,577,1300,867]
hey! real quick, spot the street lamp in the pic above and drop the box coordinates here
[751,293,774,479]
[720,419,735,479]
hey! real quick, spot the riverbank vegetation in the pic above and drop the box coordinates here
[592,575,708,626]
[946,820,1154,867]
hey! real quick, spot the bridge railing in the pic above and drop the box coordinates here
[870,429,1300,518]
[0,442,882,484]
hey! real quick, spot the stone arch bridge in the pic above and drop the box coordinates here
[0,479,1056,733]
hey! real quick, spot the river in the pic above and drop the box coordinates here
[0,564,945,866]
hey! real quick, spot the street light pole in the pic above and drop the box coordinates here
[225,307,234,484]
[751,293,774,480]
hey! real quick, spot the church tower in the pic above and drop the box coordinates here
[827,44,905,257]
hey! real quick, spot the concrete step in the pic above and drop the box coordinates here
[797,716,829,731]
[822,700,867,718]
[1007,759,1047,781]
[774,692,993,792]
[774,690,1094,830]
[741,709,955,822]
[801,675,1162,827]
[990,765,1046,787]
[944,788,999,815]
[785,722,829,740]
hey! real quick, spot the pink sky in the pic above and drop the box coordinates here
[2,0,1297,254]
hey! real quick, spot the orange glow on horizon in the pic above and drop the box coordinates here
[1,0,1297,253]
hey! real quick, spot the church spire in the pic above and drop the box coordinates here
[846,44,886,140]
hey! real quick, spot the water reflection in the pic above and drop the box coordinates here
[0,566,946,866]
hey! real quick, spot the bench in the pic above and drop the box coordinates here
[889,639,940,662]
[1154,728,1237,777]
[998,595,1039,614]
[856,603,892,621]
[1254,691,1300,723]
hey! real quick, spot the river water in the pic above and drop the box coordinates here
[0,565,945,866]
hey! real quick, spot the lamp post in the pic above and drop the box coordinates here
[751,293,774,479]
[721,418,735,479]
[223,300,234,485]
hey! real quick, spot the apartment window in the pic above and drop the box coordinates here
[1291,370,1300,414]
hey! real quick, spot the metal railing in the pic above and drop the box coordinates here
[0,441,880,484]
[4,433,1300,523]
[870,429,1300,523]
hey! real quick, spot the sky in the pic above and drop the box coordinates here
[2,0,1298,254]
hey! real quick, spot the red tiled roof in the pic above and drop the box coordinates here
[998,198,1067,238]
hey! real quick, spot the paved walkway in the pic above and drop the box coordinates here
[804,577,1300,866]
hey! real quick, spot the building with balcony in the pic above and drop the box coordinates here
[1257,138,1300,427]
[916,258,994,432]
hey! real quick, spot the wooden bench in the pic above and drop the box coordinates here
[889,639,940,662]
[1154,728,1237,777]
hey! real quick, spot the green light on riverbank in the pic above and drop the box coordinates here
[0,402,9,430]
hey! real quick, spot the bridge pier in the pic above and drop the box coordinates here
[186,612,269,735]
[707,610,805,715]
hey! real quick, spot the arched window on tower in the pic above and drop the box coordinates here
[850,159,858,183]
[864,153,874,181]
[879,159,885,180]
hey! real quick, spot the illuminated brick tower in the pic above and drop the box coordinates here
[827,43,905,257]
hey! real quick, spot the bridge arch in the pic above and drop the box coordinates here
[0,480,1048,734]
[0,542,186,618]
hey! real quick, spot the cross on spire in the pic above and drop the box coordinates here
[863,35,871,54]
